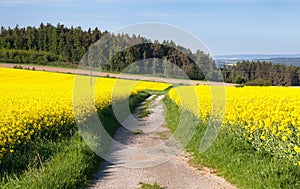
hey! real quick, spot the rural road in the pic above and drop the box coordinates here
[90,95,237,189]
[0,63,234,86]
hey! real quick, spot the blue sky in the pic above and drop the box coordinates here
[0,0,299,55]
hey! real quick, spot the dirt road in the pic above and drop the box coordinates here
[0,63,234,86]
[90,95,237,189]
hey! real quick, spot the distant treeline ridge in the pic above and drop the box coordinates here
[222,60,300,86]
[1,23,300,85]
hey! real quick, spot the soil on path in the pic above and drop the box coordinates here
[90,95,237,189]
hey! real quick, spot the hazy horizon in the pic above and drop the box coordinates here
[214,53,300,57]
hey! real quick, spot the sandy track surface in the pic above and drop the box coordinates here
[90,95,237,189]
[0,63,234,86]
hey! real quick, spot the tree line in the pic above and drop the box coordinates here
[4,23,297,85]
[0,23,104,63]
[81,32,219,80]
[222,60,300,86]
[0,23,218,80]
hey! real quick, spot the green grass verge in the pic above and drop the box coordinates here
[0,133,100,189]
[164,96,300,189]
[132,129,144,135]
[139,181,165,189]
[138,95,159,118]
[145,86,173,95]
[0,92,150,189]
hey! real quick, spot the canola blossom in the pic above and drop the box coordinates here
[0,67,170,161]
[168,86,300,166]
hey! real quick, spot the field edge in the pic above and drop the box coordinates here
[0,92,150,189]
[163,96,300,189]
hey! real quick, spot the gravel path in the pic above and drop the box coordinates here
[90,95,237,189]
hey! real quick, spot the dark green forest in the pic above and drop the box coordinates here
[0,23,220,80]
[222,60,300,86]
[0,23,104,64]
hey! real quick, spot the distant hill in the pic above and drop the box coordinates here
[215,54,300,67]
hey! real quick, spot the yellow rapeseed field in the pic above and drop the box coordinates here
[0,67,170,161]
[168,86,300,166]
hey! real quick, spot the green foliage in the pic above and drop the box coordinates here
[245,78,272,86]
[223,60,300,86]
[0,23,218,81]
[0,23,104,63]
[12,65,23,69]
[0,49,59,64]
[138,95,158,118]
[132,129,144,135]
[0,133,100,189]
[138,109,152,118]
[139,182,165,189]
[234,76,246,84]
[234,84,245,88]
[164,96,300,189]
[92,39,214,80]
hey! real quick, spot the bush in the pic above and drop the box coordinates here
[0,49,59,65]
[234,76,246,84]
[246,78,272,86]
[13,65,23,69]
